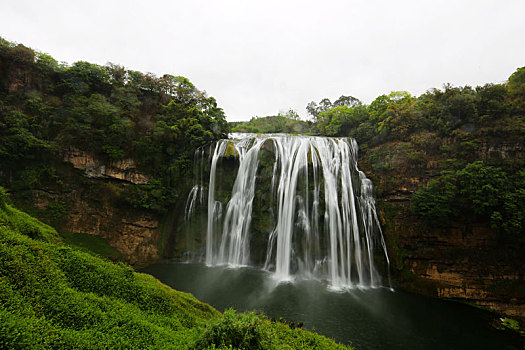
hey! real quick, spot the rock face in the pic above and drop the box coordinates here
[58,150,162,265]
[18,151,164,267]
[360,139,525,320]
[60,149,161,265]
[380,195,525,319]
[28,179,163,267]
[63,148,151,185]
[64,195,161,266]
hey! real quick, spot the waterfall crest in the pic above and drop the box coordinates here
[185,134,390,289]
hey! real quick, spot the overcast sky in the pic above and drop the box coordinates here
[1,0,524,121]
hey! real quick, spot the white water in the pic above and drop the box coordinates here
[205,141,227,266]
[217,137,265,266]
[185,134,390,289]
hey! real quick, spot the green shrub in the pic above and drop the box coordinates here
[0,187,7,208]
[411,177,456,227]
[412,162,524,238]
[193,309,267,350]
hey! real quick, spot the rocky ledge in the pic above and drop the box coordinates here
[63,148,151,185]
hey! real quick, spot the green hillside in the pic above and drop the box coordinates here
[0,188,350,349]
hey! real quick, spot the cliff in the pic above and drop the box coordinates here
[359,135,525,320]
[12,152,166,267]
[63,148,152,185]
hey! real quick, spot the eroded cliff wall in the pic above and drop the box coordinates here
[359,136,525,319]
[10,150,167,267]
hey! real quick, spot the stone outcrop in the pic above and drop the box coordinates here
[478,141,525,161]
[28,185,163,267]
[58,149,162,265]
[65,196,161,266]
[63,148,151,185]
[18,149,164,267]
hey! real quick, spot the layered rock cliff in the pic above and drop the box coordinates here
[12,152,166,267]
[359,136,525,320]
[63,148,152,185]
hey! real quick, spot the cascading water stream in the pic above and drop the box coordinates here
[184,134,390,289]
[206,141,227,266]
[217,137,265,266]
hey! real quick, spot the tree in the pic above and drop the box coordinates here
[306,101,319,120]
[508,66,525,114]
[508,66,525,96]
[59,61,112,95]
[368,94,391,123]
[306,95,360,122]
[475,83,508,123]
[317,105,366,136]
[106,62,127,85]
[278,108,300,120]
[333,95,361,108]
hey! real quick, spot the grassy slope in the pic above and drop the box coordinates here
[0,201,350,349]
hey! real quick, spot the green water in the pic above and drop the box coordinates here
[142,262,522,349]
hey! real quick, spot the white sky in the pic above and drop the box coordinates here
[1,0,524,121]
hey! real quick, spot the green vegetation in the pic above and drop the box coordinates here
[0,190,350,349]
[412,162,525,238]
[306,84,524,148]
[498,317,525,335]
[230,112,313,134]
[61,232,121,260]
[0,195,59,244]
[0,38,228,213]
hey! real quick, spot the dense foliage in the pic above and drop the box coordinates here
[0,38,228,212]
[0,194,350,349]
[307,83,524,146]
[411,162,525,237]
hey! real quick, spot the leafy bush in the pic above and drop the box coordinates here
[0,186,7,208]
[120,179,172,212]
[412,162,525,238]
[411,177,456,226]
[193,309,267,349]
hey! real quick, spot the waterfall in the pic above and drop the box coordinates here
[217,137,265,266]
[185,134,390,289]
[206,140,228,266]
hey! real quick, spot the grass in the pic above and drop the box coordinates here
[0,196,351,349]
